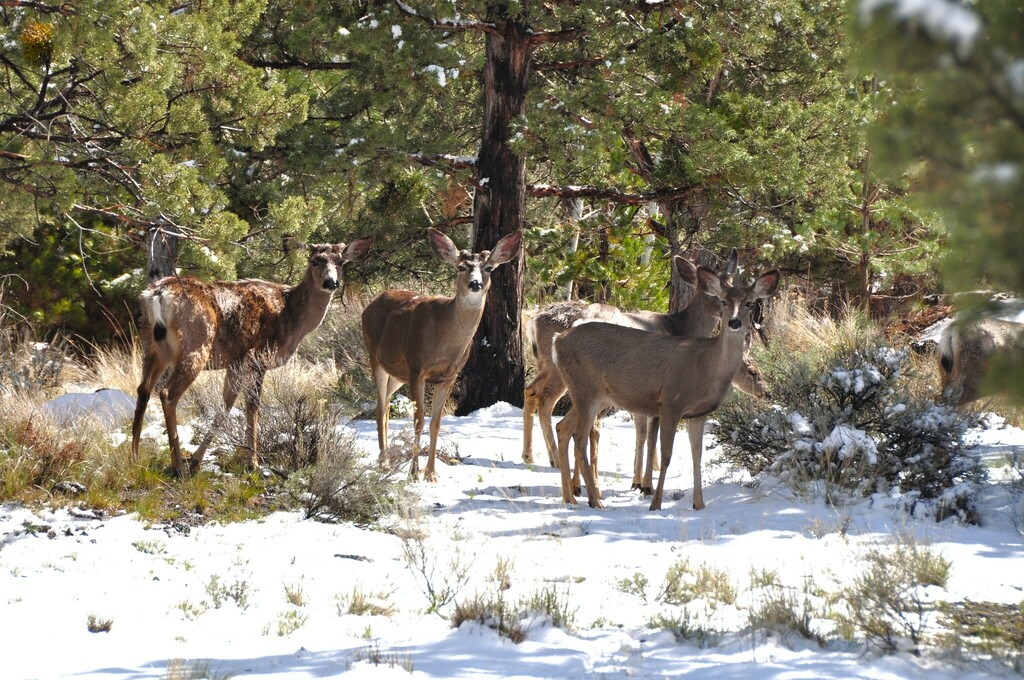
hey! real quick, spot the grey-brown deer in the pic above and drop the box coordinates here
[522,254,736,470]
[938,316,1024,405]
[362,228,522,481]
[523,251,768,496]
[130,238,373,477]
[553,266,780,511]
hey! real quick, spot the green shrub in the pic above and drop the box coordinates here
[713,338,984,521]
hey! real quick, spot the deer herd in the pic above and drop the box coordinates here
[130,227,1011,512]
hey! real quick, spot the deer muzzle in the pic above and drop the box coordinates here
[728,318,741,330]
[322,277,339,291]
[468,280,483,292]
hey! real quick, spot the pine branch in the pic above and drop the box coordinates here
[394,0,500,35]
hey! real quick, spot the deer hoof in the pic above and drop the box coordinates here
[640,486,653,497]
[522,453,534,464]
[572,485,582,497]
[423,469,437,483]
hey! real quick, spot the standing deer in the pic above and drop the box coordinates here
[522,254,735,470]
[523,251,768,496]
[938,316,1024,405]
[362,227,523,482]
[553,266,780,511]
[130,238,374,478]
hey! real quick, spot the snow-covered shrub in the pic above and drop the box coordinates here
[712,340,984,521]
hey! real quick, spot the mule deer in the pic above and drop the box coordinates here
[522,253,736,470]
[362,227,523,481]
[130,238,373,477]
[938,316,1024,405]
[553,266,780,511]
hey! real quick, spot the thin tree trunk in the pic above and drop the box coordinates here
[456,16,530,415]
[145,223,179,284]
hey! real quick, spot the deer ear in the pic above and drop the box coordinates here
[673,256,698,286]
[486,230,523,267]
[342,236,373,262]
[428,228,461,265]
[696,267,723,298]
[752,270,781,298]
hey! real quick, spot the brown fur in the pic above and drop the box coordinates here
[553,267,780,511]
[362,228,523,482]
[939,317,1024,405]
[130,238,373,477]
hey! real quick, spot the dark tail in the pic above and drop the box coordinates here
[153,323,167,342]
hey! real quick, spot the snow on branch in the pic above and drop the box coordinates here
[394,0,499,35]
[528,183,695,205]
[860,0,982,60]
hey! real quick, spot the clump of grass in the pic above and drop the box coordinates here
[659,559,737,607]
[87,614,113,633]
[338,586,396,617]
[835,534,951,655]
[349,641,414,673]
[747,574,827,646]
[647,609,721,647]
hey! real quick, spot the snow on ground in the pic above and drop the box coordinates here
[1,400,1022,679]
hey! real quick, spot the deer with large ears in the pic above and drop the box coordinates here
[130,238,374,478]
[362,227,523,482]
[553,265,781,511]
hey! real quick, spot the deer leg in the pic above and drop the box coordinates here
[424,379,455,483]
[688,415,707,511]
[573,405,604,510]
[538,388,564,469]
[641,417,660,496]
[581,415,602,501]
[131,353,168,460]
[555,409,578,505]
[650,416,661,473]
[631,415,648,491]
[372,366,402,468]
[650,413,680,511]
[556,407,584,497]
[239,368,266,471]
[522,380,539,464]
[409,375,426,481]
[158,366,201,478]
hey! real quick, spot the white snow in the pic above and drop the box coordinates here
[2,402,1023,679]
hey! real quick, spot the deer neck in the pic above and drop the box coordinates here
[662,295,720,338]
[281,273,334,341]
[440,287,488,342]
[704,320,748,388]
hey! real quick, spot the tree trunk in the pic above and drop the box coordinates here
[456,16,530,415]
[145,223,179,284]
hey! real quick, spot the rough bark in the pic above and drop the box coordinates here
[456,16,530,415]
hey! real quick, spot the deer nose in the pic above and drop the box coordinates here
[468,280,483,292]
[322,278,339,291]
[728,318,741,330]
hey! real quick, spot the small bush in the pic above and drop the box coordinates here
[87,614,113,633]
[747,577,826,646]
[713,337,984,521]
[835,535,951,654]
[647,609,721,647]
[452,584,576,644]
[287,431,401,525]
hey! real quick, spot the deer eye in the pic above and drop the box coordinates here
[484,265,494,273]
[457,264,467,272]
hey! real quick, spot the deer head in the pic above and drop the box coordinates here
[427,228,522,299]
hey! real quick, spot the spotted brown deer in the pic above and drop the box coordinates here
[553,266,780,511]
[362,228,522,482]
[130,238,373,477]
